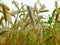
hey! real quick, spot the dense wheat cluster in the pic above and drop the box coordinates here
[0,0,60,45]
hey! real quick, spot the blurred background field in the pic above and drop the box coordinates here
[0,0,60,45]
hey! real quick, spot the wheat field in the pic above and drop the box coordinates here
[0,0,60,45]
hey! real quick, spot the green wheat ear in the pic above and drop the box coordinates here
[47,10,55,25]
[47,14,54,24]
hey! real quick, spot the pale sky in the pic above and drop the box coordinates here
[1,0,55,10]
[1,0,60,14]
[0,0,60,23]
